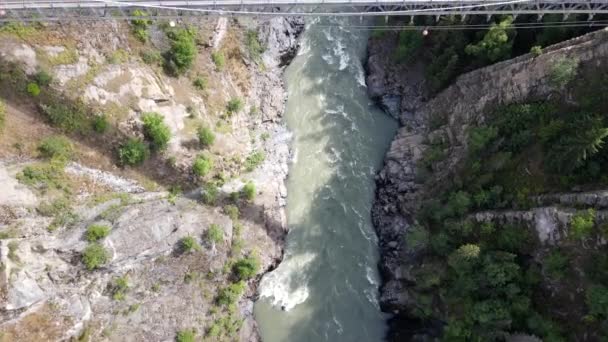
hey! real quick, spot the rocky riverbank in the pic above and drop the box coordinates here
[366,27,608,340]
[0,16,302,341]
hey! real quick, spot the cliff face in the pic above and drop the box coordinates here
[0,17,302,341]
[367,28,608,340]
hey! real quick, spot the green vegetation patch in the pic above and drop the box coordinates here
[38,135,73,160]
[197,125,215,147]
[241,182,256,201]
[176,328,196,342]
[118,138,149,166]
[141,112,171,151]
[232,255,259,281]
[244,151,265,172]
[164,27,197,75]
[206,224,224,245]
[85,224,111,242]
[193,154,213,177]
[82,243,109,270]
[179,236,201,253]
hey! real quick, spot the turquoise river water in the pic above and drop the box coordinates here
[254,18,398,342]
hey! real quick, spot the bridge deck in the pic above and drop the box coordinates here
[2,0,608,18]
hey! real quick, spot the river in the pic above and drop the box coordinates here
[254,18,398,342]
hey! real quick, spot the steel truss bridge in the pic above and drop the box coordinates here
[1,0,608,21]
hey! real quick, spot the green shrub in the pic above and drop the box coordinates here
[27,82,40,96]
[131,10,151,42]
[40,103,88,133]
[223,205,239,221]
[530,45,542,56]
[241,182,256,201]
[141,112,171,151]
[245,30,264,62]
[164,28,197,75]
[82,243,109,270]
[118,138,149,166]
[217,281,245,306]
[211,51,225,70]
[569,209,596,240]
[244,151,265,172]
[201,183,218,205]
[110,275,129,301]
[179,236,201,253]
[35,70,52,86]
[207,224,224,244]
[92,114,109,133]
[85,224,111,242]
[193,154,213,177]
[175,329,196,342]
[233,255,259,280]
[192,76,207,90]
[226,98,243,114]
[141,50,162,65]
[548,57,579,88]
[38,135,73,160]
[197,126,215,147]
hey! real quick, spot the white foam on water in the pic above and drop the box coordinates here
[333,39,350,71]
[322,27,335,42]
[355,62,366,87]
[258,252,316,311]
[321,54,334,65]
[333,315,344,335]
[366,266,378,286]
[298,37,311,56]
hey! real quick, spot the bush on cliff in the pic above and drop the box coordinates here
[164,27,197,75]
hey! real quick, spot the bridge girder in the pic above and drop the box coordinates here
[2,1,608,21]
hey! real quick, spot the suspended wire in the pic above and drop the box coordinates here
[313,20,608,31]
[87,0,534,17]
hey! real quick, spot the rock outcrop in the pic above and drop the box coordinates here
[0,16,302,341]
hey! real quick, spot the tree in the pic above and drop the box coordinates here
[546,115,608,173]
[141,112,171,151]
[465,16,515,62]
[448,244,480,272]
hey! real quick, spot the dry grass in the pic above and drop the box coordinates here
[0,304,69,342]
